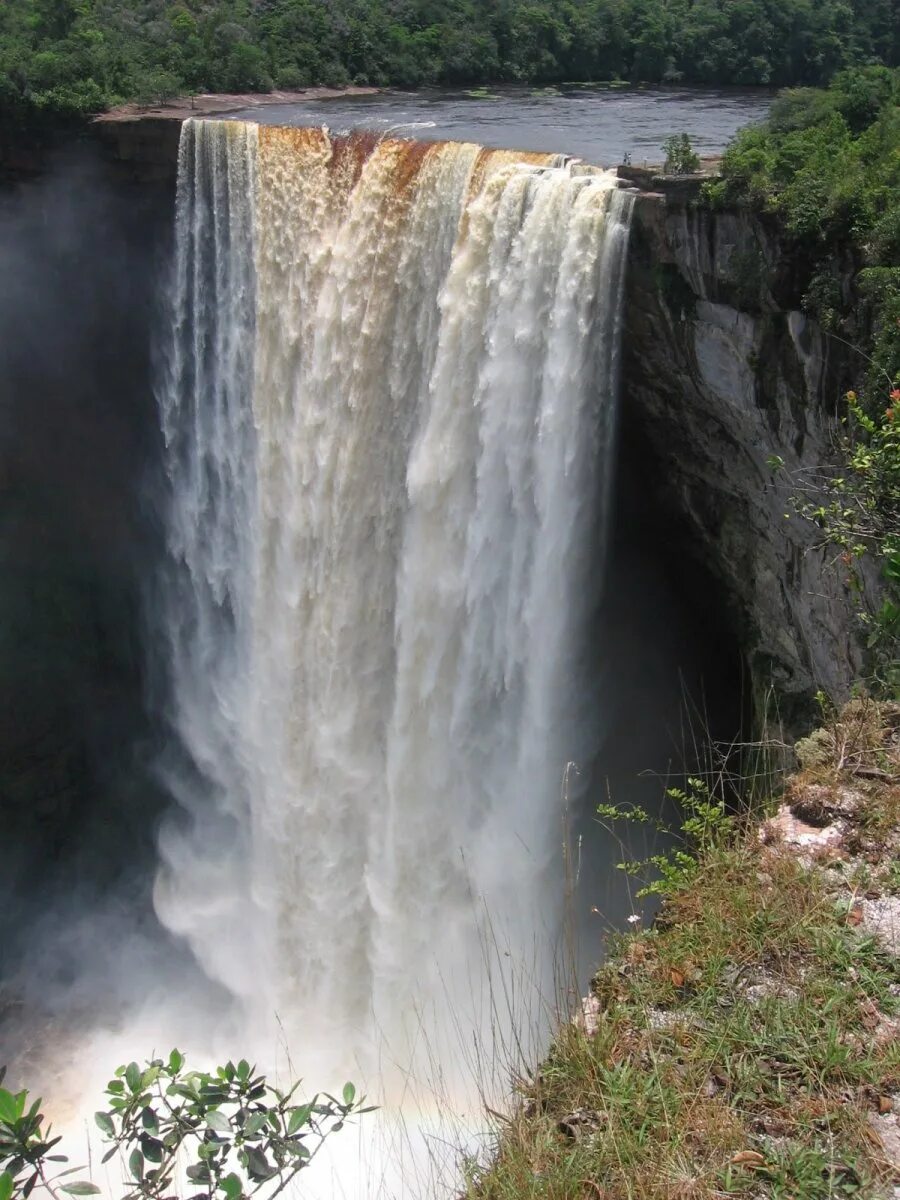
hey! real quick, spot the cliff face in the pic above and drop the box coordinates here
[620,184,862,729]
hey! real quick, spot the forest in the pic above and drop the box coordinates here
[1,0,898,126]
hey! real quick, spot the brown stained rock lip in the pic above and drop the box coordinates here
[93,86,380,125]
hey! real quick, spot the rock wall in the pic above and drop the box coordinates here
[620,180,862,730]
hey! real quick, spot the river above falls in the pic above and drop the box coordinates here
[228,86,772,166]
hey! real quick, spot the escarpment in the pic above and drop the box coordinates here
[620,181,862,730]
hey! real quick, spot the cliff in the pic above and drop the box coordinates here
[619,175,863,730]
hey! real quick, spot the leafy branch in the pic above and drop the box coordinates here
[1,1054,373,1200]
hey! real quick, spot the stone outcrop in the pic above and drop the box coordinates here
[620,176,863,729]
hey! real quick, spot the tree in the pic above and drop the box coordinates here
[662,132,700,174]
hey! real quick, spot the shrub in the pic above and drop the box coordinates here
[662,132,701,175]
[0,1052,371,1200]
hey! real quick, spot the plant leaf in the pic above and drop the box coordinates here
[292,1103,318,1134]
[205,1110,231,1134]
[245,1148,275,1181]
[0,1092,18,1124]
[94,1112,115,1139]
[61,1184,101,1196]
[129,1148,144,1182]
[219,1173,242,1200]
[243,1112,267,1137]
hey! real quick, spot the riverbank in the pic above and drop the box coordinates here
[466,700,900,1198]
[93,85,380,124]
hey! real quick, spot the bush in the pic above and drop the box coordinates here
[0,1052,371,1200]
[662,132,701,175]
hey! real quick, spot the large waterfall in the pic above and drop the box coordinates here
[153,116,633,1178]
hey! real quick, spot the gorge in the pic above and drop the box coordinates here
[0,101,865,1194]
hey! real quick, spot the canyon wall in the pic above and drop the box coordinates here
[619,175,862,730]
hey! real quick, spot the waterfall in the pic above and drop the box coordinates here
[154,116,633,1118]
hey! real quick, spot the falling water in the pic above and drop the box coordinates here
[153,116,633,1174]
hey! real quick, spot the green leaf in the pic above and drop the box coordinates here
[282,1142,310,1158]
[243,1112,268,1137]
[140,1135,164,1164]
[60,1184,101,1196]
[141,1066,160,1089]
[341,1083,356,1106]
[186,1163,210,1183]
[286,1105,312,1135]
[219,1173,242,1200]
[129,1148,144,1182]
[205,1110,231,1134]
[94,1112,115,1138]
[125,1063,142,1095]
[0,1091,18,1124]
[167,1050,184,1075]
[236,1061,250,1083]
[245,1148,275,1181]
[140,1108,158,1135]
[0,1172,13,1200]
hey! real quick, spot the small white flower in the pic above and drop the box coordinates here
[626,914,641,925]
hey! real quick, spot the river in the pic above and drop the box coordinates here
[230,85,771,164]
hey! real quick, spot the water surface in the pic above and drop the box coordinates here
[231,86,772,165]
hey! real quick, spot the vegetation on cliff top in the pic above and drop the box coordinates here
[467,700,900,1198]
[0,0,898,127]
[709,67,900,687]
[709,66,900,390]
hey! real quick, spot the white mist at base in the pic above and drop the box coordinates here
[146,118,633,1196]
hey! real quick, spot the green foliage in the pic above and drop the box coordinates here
[662,131,700,174]
[778,387,900,694]
[0,1067,88,1200]
[710,68,900,383]
[0,1053,370,1200]
[598,776,735,898]
[1,0,897,129]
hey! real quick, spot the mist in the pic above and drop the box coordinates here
[0,140,224,1089]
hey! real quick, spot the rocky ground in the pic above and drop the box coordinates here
[467,700,900,1199]
[93,86,379,124]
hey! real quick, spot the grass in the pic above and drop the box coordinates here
[463,700,900,1200]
